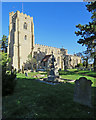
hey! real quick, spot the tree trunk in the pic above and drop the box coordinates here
[86,57,88,68]
[94,53,96,72]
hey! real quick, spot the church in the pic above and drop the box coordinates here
[7,11,81,71]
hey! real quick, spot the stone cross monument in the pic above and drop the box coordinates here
[48,52,59,81]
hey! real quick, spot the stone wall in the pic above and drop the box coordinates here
[33,44,63,69]
[65,55,81,68]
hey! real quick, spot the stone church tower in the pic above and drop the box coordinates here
[8,11,34,70]
[8,11,81,71]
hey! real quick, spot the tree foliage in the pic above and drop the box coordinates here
[75,2,96,71]
[0,35,8,53]
[76,63,83,68]
[1,52,16,96]
[27,53,37,70]
[76,50,90,68]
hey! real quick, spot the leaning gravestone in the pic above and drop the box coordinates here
[74,77,93,107]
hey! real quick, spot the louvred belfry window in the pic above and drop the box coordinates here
[24,22,27,29]
[24,35,27,40]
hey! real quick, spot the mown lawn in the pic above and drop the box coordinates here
[2,69,96,119]
[59,69,96,87]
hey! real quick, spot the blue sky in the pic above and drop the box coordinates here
[1,2,92,55]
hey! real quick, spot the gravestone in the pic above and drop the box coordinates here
[80,68,83,70]
[25,72,28,77]
[88,68,90,71]
[74,77,93,107]
[91,68,94,71]
[84,68,86,71]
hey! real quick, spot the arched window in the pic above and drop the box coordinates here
[24,35,27,40]
[24,22,27,29]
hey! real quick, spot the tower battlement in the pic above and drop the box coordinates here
[9,10,33,21]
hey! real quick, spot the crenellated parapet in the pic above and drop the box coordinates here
[35,44,60,50]
[14,10,34,22]
[34,43,66,57]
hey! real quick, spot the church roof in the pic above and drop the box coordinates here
[41,55,51,63]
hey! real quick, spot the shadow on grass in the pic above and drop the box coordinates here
[59,70,81,76]
[59,70,96,78]
[39,72,47,75]
[2,77,96,119]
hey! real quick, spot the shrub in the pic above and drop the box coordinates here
[1,52,17,96]
[76,63,83,68]
[2,71,16,96]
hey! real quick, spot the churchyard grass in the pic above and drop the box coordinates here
[59,69,96,87]
[2,69,96,119]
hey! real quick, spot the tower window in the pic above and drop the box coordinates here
[45,49,47,53]
[13,23,15,31]
[24,35,27,40]
[24,22,27,29]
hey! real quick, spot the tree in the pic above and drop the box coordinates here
[0,52,16,96]
[76,63,83,68]
[0,35,8,53]
[1,52,11,71]
[27,53,37,71]
[75,2,96,71]
[76,49,93,68]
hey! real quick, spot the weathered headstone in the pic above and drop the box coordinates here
[74,77,93,107]
[25,72,28,77]
[80,68,84,70]
[84,68,87,71]
[91,68,94,71]
[88,68,90,71]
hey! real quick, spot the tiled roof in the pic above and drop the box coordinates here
[41,55,51,63]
